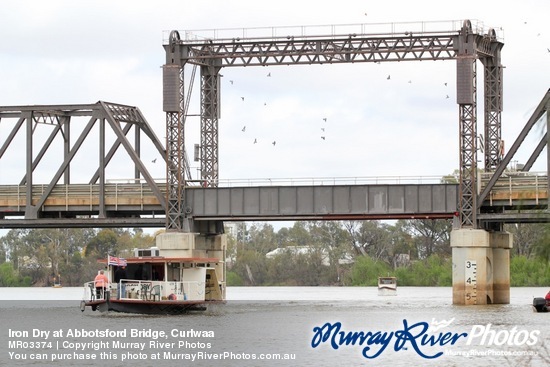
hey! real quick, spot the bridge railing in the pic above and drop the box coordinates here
[186,175,449,187]
[479,171,548,206]
[167,19,490,44]
[0,182,167,211]
[0,176,448,203]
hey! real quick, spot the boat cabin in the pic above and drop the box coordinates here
[81,233,226,314]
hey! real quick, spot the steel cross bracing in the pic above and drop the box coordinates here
[163,20,504,230]
[0,102,167,224]
[185,34,458,65]
[164,65,187,231]
[478,89,550,208]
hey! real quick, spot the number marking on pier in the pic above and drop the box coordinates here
[465,260,477,305]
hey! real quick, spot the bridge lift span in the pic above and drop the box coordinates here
[160,20,548,306]
[162,19,505,231]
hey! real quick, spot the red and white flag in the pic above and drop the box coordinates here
[108,255,127,267]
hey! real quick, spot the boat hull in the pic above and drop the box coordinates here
[378,287,397,296]
[81,299,213,315]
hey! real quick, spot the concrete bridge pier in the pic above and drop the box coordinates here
[451,229,512,305]
[155,232,227,296]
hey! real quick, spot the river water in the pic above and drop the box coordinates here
[0,286,548,366]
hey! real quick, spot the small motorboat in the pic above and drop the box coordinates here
[378,276,397,296]
[532,297,549,313]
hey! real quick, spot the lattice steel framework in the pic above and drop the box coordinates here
[457,58,477,227]
[165,109,185,230]
[0,102,167,222]
[481,30,504,171]
[163,20,504,230]
[200,65,221,187]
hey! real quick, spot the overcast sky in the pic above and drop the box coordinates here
[0,0,549,187]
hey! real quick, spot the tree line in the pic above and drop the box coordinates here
[0,228,156,287]
[1,220,549,287]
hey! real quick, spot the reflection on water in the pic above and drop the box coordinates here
[0,287,548,366]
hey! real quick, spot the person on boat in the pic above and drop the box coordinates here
[114,266,127,299]
[94,270,109,299]
[545,290,550,306]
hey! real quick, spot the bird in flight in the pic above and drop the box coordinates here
[253,138,257,144]
[321,136,326,140]
[446,95,450,99]
[323,117,327,122]
[242,126,246,132]
[230,80,234,85]
[267,72,271,77]
[272,141,276,146]
[387,75,391,80]
[152,158,157,163]
[241,97,244,101]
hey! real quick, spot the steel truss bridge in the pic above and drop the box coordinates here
[0,20,549,232]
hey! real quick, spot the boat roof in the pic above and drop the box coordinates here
[99,257,220,265]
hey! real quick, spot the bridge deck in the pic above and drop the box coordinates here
[0,174,548,228]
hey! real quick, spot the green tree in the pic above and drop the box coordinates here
[247,223,277,254]
[226,271,244,286]
[397,219,452,259]
[506,223,545,257]
[23,229,70,284]
[84,229,119,257]
[510,255,550,286]
[348,256,391,286]
[0,229,28,270]
[526,224,550,262]
[232,248,267,286]
[266,250,295,285]
[307,221,350,284]
[344,220,394,261]
[0,262,31,286]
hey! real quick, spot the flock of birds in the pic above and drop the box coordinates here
[230,69,452,148]
[231,71,333,147]
[148,18,548,163]
[151,18,548,160]
[228,17,550,149]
